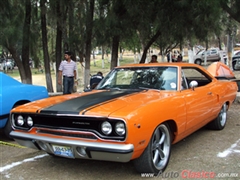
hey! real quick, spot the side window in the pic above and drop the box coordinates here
[182,67,212,88]
[160,67,178,90]
[211,49,217,54]
[181,70,188,90]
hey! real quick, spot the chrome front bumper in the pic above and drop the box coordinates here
[10,131,134,163]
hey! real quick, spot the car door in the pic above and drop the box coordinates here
[208,49,218,61]
[181,67,218,132]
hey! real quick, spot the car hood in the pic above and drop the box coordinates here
[12,89,173,117]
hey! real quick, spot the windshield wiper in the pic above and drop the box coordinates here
[138,87,160,92]
[108,87,121,91]
[98,87,121,91]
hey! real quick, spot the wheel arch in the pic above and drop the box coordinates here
[164,120,177,143]
[224,101,230,110]
[12,100,31,109]
[4,100,32,139]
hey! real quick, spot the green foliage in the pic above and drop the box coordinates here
[0,2,24,49]
[2,0,240,87]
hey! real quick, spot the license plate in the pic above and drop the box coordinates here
[52,145,74,158]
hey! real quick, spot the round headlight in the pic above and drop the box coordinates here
[17,115,24,126]
[115,122,125,136]
[27,116,33,127]
[101,121,112,135]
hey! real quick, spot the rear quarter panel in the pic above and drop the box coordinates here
[212,80,238,106]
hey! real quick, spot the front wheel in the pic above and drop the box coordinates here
[133,123,172,175]
[4,118,13,139]
[207,103,227,130]
[4,104,21,139]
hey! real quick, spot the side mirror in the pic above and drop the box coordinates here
[189,80,198,90]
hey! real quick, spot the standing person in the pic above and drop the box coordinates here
[177,53,183,62]
[149,55,158,63]
[58,51,77,94]
[167,52,170,62]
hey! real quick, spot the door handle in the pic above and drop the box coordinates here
[208,92,212,95]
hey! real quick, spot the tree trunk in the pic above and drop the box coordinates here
[21,0,32,84]
[217,36,222,50]
[139,30,161,64]
[56,0,63,92]
[101,46,105,68]
[8,46,27,82]
[110,35,119,70]
[227,34,233,69]
[84,0,95,88]
[40,0,54,92]
[68,1,74,53]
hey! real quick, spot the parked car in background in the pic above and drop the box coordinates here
[0,58,4,63]
[231,51,240,70]
[10,62,238,175]
[0,72,49,138]
[194,49,224,65]
[233,57,240,70]
[233,50,240,56]
[2,59,15,70]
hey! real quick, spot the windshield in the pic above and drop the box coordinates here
[97,67,178,91]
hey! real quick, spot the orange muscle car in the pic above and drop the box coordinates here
[10,62,238,175]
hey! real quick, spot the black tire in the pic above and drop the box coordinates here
[4,116,13,139]
[194,59,202,65]
[133,123,172,175]
[232,61,236,70]
[4,104,21,139]
[207,103,227,130]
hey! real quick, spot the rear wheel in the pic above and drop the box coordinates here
[133,123,172,175]
[232,61,236,70]
[194,59,202,65]
[207,103,227,130]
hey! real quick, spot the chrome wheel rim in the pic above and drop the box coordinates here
[219,104,227,127]
[151,124,171,170]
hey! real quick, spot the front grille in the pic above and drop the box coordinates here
[13,113,126,141]
[38,129,98,139]
[33,115,100,130]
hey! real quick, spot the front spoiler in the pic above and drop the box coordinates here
[10,131,134,163]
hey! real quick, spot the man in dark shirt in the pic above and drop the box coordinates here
[90,72,104,89]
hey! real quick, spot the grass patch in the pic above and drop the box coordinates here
[89,56,136,75]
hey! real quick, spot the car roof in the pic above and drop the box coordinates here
[116,62,202,68]
[115,62,235,79]
[0,72,21,85]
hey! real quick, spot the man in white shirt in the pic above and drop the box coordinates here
[58,51,77,94]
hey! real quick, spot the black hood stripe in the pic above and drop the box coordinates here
[40,90,141,115]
